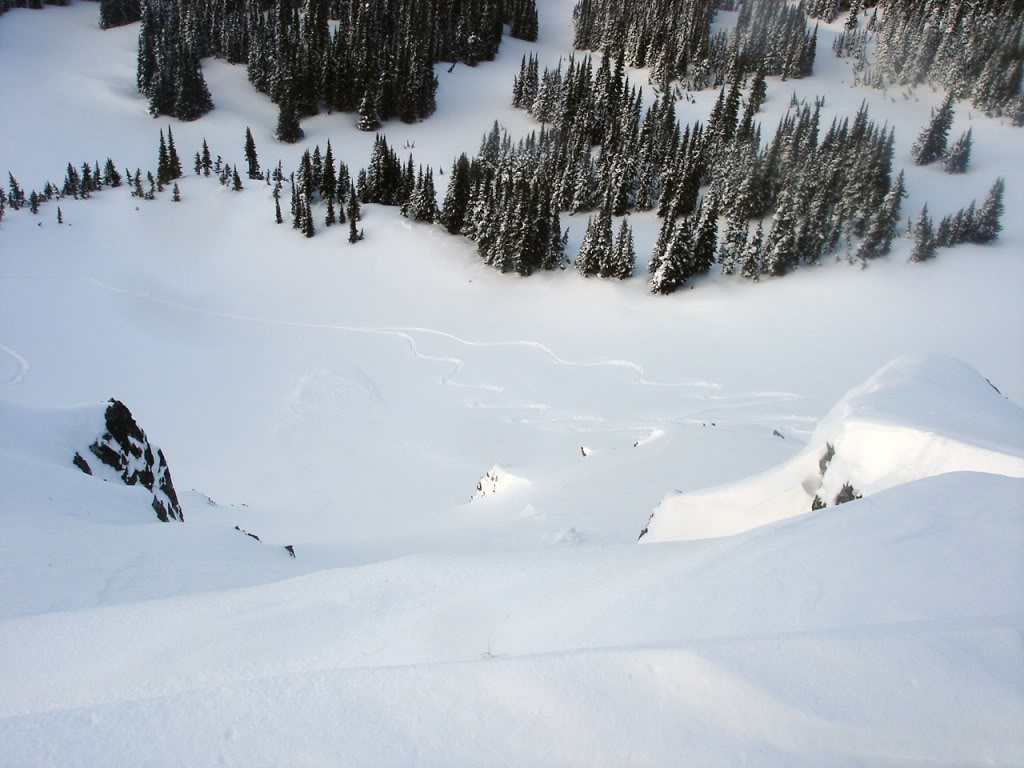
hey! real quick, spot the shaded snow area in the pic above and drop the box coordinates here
[643,356,1024,543]
[1,0,1023,765]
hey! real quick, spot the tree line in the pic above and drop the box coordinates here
[132,0,538,127]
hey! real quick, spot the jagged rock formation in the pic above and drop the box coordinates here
[73,399,183,522]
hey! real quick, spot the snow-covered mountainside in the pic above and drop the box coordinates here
[1,0,1022,764]
[643,355,1024,542]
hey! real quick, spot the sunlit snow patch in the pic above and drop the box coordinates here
[472,464,530,501]
[642,355,1024,542]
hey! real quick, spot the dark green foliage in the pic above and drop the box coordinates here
[909,205,936,262]
[649,215,695,294]
[576,212,613,277]
[973,177,1005,244]
[231,165,243,191]
[201,139,212,176]
[911,95,954,166]
[932,177,1004,251]
[275,95,303,144]
[508,0,538,41]
[348,182,362,244]
[244,127,260,180]
[62,164,80,198]
[172,182,181,201]
[167,127,182,180]
[749,68,767,113]
[867,0,1024,120]
[943,129,971,174]
[99,0,140,29]
[157,129,170,185]
[573,0,813,89]
[136,0,213,121]
[356,90,381,132]
[7,174,24,210]
[855,170,905,261]
[605,217,636,279]
[440,154,473,234]
[739,221,763,281]
[103,158,122,188]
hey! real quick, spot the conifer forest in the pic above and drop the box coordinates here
[0,0,1016,295]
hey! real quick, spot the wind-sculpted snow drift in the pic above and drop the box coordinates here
[642,355,1024,542]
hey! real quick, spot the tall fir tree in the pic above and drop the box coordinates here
[911,94,954,166]
[909,204,936,262]
[943,129,972,174]
[157,129,171,185]
[973,177,1005,244]
[276,94,304,143]
[348,182,361,243]
[244,127,261,180]
[740,220,763,280]
[605,217,636,279]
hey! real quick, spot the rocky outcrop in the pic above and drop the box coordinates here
[73,399,184,522]
[472,465,530,501]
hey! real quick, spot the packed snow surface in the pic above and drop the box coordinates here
[1,0,1023,764]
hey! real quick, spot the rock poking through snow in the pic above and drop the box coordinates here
[642,356,1024,543]
[472,465,529,501]
[73,399,184,522]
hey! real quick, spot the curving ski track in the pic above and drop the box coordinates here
[0,343,28,385]
[88,278,805,409]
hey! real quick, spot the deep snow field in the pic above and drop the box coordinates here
[1,1,1023,765]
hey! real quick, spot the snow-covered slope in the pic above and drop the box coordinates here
[643,356,1024,543]
[1,470,1022,765]
[1,0,1023,764]
[0,400,304,618]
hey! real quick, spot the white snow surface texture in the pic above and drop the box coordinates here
[644,355,1024,542]
[0,0,1023,765]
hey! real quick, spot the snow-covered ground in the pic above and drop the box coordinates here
[1,2,1023,765]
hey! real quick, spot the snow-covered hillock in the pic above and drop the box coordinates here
[472,464,530,501]
[642,356,1024,543]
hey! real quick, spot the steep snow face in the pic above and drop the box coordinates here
[643,356,1024,543]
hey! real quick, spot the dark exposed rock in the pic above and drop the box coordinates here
[84,399,183,522]
[818,443,835,477]
[772,429,785,439]
[234,525,261,542]
[284,545,295,558]
[834,482,863,505]
[72,452,92,475]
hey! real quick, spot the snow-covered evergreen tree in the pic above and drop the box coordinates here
[943,129,971,174]
[909,205,936,262]
[911,95,954,166]
[973,177,1005,244]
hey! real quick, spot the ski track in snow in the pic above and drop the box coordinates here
[88,278,809,412]
[0,343,28,385]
